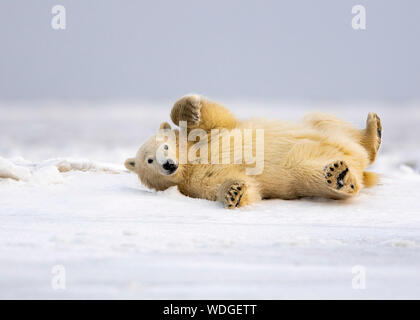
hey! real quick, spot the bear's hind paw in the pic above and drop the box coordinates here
[367,112,382,148]
[324,161,360,195]
[363,112,382,163]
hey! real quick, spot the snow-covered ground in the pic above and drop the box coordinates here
[1,100,420,299]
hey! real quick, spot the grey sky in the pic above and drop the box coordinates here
[0,0,419,101]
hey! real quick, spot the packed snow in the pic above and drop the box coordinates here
[0,101,419,299]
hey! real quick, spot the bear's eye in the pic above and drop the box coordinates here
[164,144,169,150]
[147,158,153,164]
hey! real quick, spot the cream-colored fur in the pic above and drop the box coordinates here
[125,95,382,209]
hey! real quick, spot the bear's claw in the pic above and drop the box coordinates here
[171,95,202,127]
[224,181,246,209]
[324,161,359,195]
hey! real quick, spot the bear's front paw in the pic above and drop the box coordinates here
[171,94,202,127]
[224,181,246,209]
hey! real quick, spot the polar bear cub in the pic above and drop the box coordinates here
[125,95,382,209]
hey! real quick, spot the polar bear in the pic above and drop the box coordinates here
[125,95,382,209]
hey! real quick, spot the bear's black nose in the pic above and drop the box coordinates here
[162,159,178,173]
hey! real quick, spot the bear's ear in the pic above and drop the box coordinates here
[124,158,136,171]
[159,122,171,130]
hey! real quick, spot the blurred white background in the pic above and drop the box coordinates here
[0,0,419,101]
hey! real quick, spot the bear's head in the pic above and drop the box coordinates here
[125,122,181,191]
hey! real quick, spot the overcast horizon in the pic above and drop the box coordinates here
[1,0,419,102]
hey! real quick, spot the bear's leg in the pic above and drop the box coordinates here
[217,178,261,209]
[290,158,363,199]
[304,112,382,164]
[361,113,382,164]
[323,160,361,198]
[170,94,237,131]
[304,112,363,139]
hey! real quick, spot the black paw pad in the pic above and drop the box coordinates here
[336,168,349,189]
